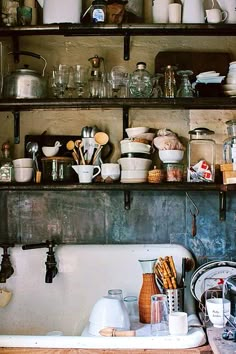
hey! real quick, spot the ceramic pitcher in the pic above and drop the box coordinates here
[217,0,236,23]
[152,0,174,23]
[181,0,205,23]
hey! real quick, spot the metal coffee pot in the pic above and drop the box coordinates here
[3,51,47,99]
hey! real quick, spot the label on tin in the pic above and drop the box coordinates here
[92,8,105,23]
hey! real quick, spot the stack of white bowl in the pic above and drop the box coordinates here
[13,158,34,182]
[118,127,154,183]
[223,61,236,97]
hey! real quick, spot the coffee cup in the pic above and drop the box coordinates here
[169,312,188,335]
[72,165,101,183]
[206,298,231,328]
[101,163,120,181]
[205,8,228,23]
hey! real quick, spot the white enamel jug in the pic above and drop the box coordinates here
[37,0,82,24]
[181,0,205,23]
[152,0,174,23]
[217,0,236,23]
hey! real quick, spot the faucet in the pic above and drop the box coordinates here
[22,240,58,283]
[0,243,15,283]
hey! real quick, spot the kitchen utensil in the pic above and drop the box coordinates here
[66,140,80,162]
[93,132,109,164]
[26,141,39,171]
[100,327,136,337]
[74,140,85,165]
[3,51,47,99]
[36,0,82,24]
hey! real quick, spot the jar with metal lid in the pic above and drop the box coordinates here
[129,62,153,98]
[187,127,215,183]
[223,119,236,163]
[41,157,77,182]
[90,0,107,23]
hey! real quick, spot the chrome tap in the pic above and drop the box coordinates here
[0,243,15,283]
[22,240,58,283]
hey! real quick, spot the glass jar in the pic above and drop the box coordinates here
[163,65,177,98]
[0,141,14,182]
[129,62,153,98]
[1,0,20,26]
[187,127,215,183]
[90,0,107,23]
[223,119,236,163]
[164,163,183,182]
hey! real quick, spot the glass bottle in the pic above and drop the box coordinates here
[0,141,14,182]
[223,119,236,163]
[138,259,160,324]
[163,65,177,98]
[187,128,215,183]
[129,62,153,98]
[90,0,107,23]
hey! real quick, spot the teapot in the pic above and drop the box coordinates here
[181,0,205,23]
[37,0,82,24]
[217,0,236,23]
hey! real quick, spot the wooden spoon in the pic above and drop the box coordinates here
[99,327,136,337]
[66,140,80,162]
[92,132,109,164]
[74,139,86,165]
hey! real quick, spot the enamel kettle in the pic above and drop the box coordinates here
[37,0,82,24]
[181,0,205,23]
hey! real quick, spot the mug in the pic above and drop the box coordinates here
[72,164,101,183]
[101,163,120,181]
[169,312,188,335]
[152,0,174,23]
[206,298,231,328]
[205,8,228,23]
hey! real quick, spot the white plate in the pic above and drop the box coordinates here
[190,261,236,302]
[196,76,225,84]
[197,71,218,77]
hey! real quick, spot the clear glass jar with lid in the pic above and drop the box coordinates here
[187,127,215,183]
[223,119,236,163]
[129,62,153,98]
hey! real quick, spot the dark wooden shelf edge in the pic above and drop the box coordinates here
[0,182,227,191]
[1,97,236,111]
[1,24,236,36]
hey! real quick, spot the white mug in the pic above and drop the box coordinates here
[205,8,228,23]
[101,163,120,181]
[72,165,101,183]
[169,312,188,335]
[152,0,174,23]
[206,298,231,328]
[168,3,182,23]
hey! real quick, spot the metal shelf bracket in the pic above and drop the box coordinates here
[122,106,129,138]
[124,31,130,61]
[124,190,131,210]
[219,191,226,221]
[13,111,20,144]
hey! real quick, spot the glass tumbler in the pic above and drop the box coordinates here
[108,289,123,299]
[151,294,169,336]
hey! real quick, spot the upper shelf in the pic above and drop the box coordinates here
[1,97,236,111]
[1,23,236,37]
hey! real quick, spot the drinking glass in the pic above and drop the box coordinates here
[108,66,127,98]
[54,64,70,98]
[108,289,123,299]
[177,70,195,98]
[152,73,163,98]
[150,294,169,336]
[73,65,89,97]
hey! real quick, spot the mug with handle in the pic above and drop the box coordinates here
[205,8,228,23]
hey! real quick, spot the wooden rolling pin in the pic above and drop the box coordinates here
[99,327,136,337]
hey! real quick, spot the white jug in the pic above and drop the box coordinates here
[37,0,82,24]
[152,0,174,23]
[181,0,205,23]
[217,0,236,23]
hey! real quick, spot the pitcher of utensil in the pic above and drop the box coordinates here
[181,0,209,23]
[82,138,113,166]
[217,0,236,23]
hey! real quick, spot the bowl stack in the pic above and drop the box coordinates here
[223,61,236,97]
[118,127,154,183]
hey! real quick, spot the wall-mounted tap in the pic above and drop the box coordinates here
[22,240,58,283]
[0,243,15,283]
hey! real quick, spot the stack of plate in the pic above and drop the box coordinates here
[195,71,225,84]
[222,61,236,97]
[190,260,236,304]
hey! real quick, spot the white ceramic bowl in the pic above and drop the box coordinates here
[120,170,148,183]
[88,296,130,336]
[42,146,59,157]
[159,149,184,163]
[13,158,33,168]
[14,167,33,182]
[223,84,236,91]
[118,157,152,171]
[120,140,151,154]
[224,90,236,96]
[125,127,149,138]
[226,77,236,84]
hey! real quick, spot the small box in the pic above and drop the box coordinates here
[220,163,235,172]
[222,171,236,185]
